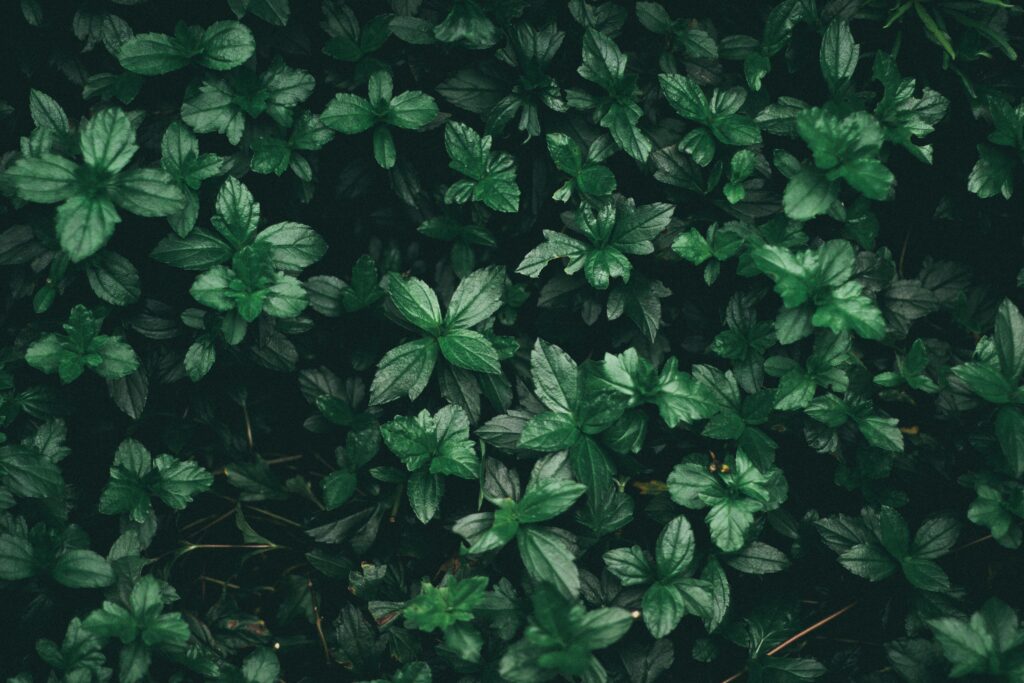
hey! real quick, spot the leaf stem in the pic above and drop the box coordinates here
[720,601,857,683]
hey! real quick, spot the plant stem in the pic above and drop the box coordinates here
[720,602,857,683]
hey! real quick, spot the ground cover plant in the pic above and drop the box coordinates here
[1,0,1024,681]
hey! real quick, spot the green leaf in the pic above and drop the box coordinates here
[369,338,439,406]
[879,505,911,557]
[388,274,443,335]
[576,163,617,196]
[706,498,758,552]
[601,103,652,161]
[464,510,519,555]
[261,273,307,318]
[321,94,377,133]
[151,228,232,270]
[444,122,520,212]
[515,230,587,280]
[199,21,256,71]
[213,178,260,246]
[35,618,107,681]
[434,0,497,48]
[656,365,720,426]
[85,251,141,306]
[80,108,137,174]
[783,167,838,220]
[603,545,654,586]
[262,279,307,323]
[256,222,328,270]
[517,479,587,524]
[994,299,1024,382]
[445,266,504,329]
[56,195,120,263]
[0,446,63,499]
[100,439,212,523]
[404,575,488,632]
[838,543,899,581]
[911,515,960,560]
[953,362,1014,404]
[530,339,578,414]
[546,133,583,174]
[928,599,1024,677]
[712,114,762,146]
[151,454,215,510]
[642,583,685,638]
[322,470,356,510]
[373,126,396,168]
[52,550,115,588]
[245,0,291,26]
[967,483,1022,549]
[190,266,235,312]
[968,144,1015,199]
[407,469,444,523]
[655,515,695,579]
[0,533,35,580]
[667,462,724,509]
[518,412,579,451]
[995,407,1024,477]
[815,282,887,340]
[796,108,894,201]
[119,642,152,683]
[725,541,790,574]
[820,20,858,91]
[28,89,70,133]
[25,305,139,383]
[517,526,579,598]
[579,28,627,91]
[382,411,436,471]
[184,338,215,381]
[110,168,185,217]
[573,605,634,649]
[118,33,189,75]
[658,73,710,121]
[241,649,281,683]
[387,90,439,129]
[5,154,78,203]
[439,329,501,374]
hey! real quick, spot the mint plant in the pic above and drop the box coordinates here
[6,108,185,261]
[0,2,1022,681]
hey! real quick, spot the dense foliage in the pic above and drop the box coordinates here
[2,0,1024,681]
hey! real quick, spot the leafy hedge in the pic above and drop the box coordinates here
[1,0,1024,681]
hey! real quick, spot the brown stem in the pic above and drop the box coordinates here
[242,402,254,451]
[720,602,857,683]
[953,534,992,553]
[200,575,241,590]
[183,507,236,537]
[390,483,405,522]
[184,543,277,550]
[265,454,304,465]
[307,577,332,663]
[246,504,303,528]
[765,602,857,656]
[898,223,914,277]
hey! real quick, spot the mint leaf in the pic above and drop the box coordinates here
[438,329,501,374]
[369,338,439,406]
[99,439,213,523]
[444,122,520,212]
[387,274,443,334]
[26,305,139,383]
[819,20,858,92]
[444,265,504,330]
[404,575,488,632]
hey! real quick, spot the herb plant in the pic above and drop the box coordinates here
[1,1,1023,681]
